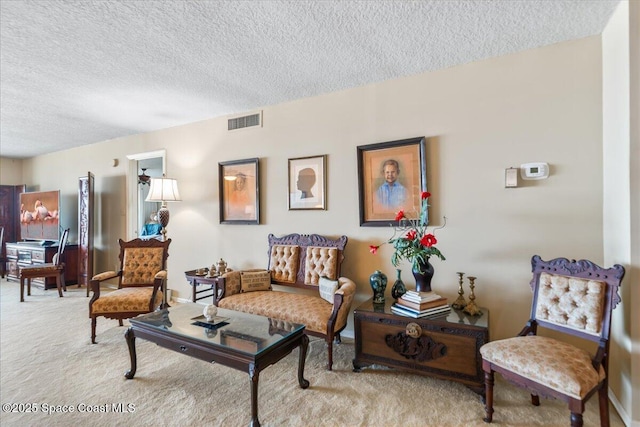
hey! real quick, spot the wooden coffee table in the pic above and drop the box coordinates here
[124,303,309,427]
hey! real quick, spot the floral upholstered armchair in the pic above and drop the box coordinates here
[480,255,625,427]
[89,238,170,343]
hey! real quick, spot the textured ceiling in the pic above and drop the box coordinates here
[0,0,620,159]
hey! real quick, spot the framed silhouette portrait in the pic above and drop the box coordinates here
[288,155,326,210]
[357,137,427,227]
[218,158,260,224]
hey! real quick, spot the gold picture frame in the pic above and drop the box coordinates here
[357,137,427,227]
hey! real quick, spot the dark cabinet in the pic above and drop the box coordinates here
[0,184,25,277]
[353,299,489,395]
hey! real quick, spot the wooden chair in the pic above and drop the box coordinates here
[89,237,170,343]
[480,255,625,427]
[19,228,70,302]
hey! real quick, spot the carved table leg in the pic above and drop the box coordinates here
[124,327,137,379]
[249,363,260,427]
[298,334,310,389]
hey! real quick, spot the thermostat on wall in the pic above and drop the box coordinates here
[520,162,549,180]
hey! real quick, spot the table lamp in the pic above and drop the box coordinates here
[145,176,181,241]
[145,176,181,309]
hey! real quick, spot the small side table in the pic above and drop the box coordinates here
[353,298,489,396]
[184,270,221,303]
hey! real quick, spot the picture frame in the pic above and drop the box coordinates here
[288,155,327,210]
[357,136,427,227]
[218,158,260,224]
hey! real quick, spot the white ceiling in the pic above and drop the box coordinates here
[0,0,620,159]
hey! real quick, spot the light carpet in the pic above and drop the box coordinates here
[0,281,623,427]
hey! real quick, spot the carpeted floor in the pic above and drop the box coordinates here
[0,280,624,426]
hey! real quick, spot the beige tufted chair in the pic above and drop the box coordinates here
[480,255,625,427]
[89,238,170,343]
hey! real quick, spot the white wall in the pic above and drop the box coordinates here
[0,158,23,185]
[603,1,639,425]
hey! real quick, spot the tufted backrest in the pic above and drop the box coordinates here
[267,233,347,290]
[535,273,605,335]
[304,247,338,285]
[270,245,300,283]
[121,247,166,285]
[117,238,171,287]
[530,255,625,343]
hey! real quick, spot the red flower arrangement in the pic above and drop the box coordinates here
[369,191,445,273]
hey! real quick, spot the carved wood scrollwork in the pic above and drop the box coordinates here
[385,330,447,362]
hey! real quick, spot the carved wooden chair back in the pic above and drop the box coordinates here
[19,228,70,302]
[480,255,625,427]
[117,238,170,288]
[52,226,69,266]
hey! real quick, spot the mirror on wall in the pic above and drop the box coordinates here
[126,150,166,240]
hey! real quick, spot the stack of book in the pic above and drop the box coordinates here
[391,290,450,318]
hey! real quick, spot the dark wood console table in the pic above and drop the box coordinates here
[184,269,222,302]
[353,298,489,396]
[5,242,78,288]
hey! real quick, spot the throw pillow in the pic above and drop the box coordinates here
[318,276,339,304]
[240,270,272,293]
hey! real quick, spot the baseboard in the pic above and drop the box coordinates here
[340,330,354,340]
[609,386,634,427]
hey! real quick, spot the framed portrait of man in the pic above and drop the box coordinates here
[288,155,327,210]
[357,137,427,226]
[218,158,260,224]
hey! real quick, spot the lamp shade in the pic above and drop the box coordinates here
[145,177,181,203]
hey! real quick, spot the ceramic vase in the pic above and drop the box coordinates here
[369,270,387,304]
[391,269,407,299]
[412,258,435,293]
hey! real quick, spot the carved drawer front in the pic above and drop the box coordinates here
[360,318,480,377]
[32,251,46,262]
[6,247,18,258]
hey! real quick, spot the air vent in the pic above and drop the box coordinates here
[228,112,261,131]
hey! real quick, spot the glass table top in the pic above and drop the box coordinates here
[130,303,305,356]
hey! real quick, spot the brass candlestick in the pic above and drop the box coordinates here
[463,276,482,316]
[452,272,467,310]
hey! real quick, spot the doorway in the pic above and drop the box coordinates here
[126,150,166,240]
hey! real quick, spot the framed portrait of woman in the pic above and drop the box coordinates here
[218,158,260,224]
[357,137,427,227]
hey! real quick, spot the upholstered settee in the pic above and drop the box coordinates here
[214,233,356,370]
